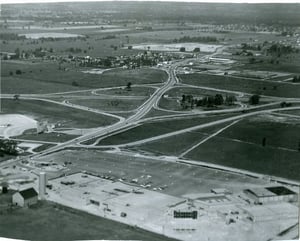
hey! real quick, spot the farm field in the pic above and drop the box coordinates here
[240,54,300,74]
[179,73,300,98]
[19,32,84,39]
[217,114,300,151]
[98,113,238,145]
[185,137,300,181]
[183,114,300,181]
[1,99,118,129]
[126,29,288,45]
[0,30,140,57]
[1,61,167,94]
[0,200,177,241]
[130,43,221,52]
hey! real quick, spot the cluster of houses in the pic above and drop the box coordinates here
[44,51,183,69]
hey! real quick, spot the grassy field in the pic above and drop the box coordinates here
[130,122,231,156]
[126,29,288,45]
[185,136,300,181]
[94,85,156,96]
[158,97,183,111]
[121,114,300,181]
[1,99,117,128]
[128,132,206,156]
[179,73,300,98]
[1,61,167,94]
[98,113,238,145]
[32,143,56,152]
[12,129,79,142]
[278,110,300,117]
[143,108,181,118]
[164,86,237,97]
[240,53,300,74]
[217,114,300,151]
[0,200,178,241]
[68,97,147,112]
[184,115,300,181]
[0,31,140,58]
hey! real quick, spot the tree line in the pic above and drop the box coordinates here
[173,36,218,43]
[180,94,236,109]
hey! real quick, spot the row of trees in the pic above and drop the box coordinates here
[266,43,299,56]
[180,93,261,109]
[174,36,218,43]
[13,47,50,59]
[180,94,237,109]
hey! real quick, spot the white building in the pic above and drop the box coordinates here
[12,188,38,207]
[39,172,47,200]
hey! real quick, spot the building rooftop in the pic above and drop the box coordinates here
[266,186,296,196]
[19,188,38,199]
[244,188,276,198]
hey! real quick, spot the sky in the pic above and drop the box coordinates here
[1,0,300,4]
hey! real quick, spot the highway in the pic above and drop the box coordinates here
[1,48,300,182]
[26,65,177,157]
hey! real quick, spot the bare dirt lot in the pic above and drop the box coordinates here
[0,114,37,138]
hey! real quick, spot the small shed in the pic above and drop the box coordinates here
[12,188,38,207]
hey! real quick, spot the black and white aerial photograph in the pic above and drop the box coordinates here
[0,0,299,240]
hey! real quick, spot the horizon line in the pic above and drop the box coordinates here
[1,0,300,5]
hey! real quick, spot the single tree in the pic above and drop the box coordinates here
[249,94,260,105]
[15,69,22,75]
[262,137,266,147]
[214,94,224,105]
[13,94,20,101]
[126,82,132,91]
[225,95,237,105]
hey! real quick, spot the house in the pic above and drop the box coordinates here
[12,188,38,207]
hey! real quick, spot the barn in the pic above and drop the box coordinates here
[12,188,38,207]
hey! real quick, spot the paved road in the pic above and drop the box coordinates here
[28,66,175,158]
